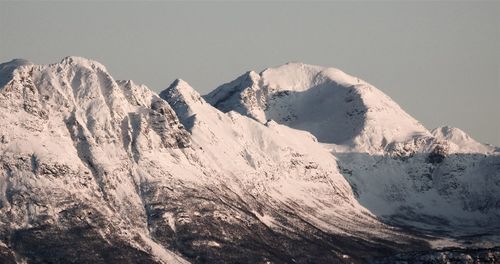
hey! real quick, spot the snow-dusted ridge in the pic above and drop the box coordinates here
[0,57,498,263]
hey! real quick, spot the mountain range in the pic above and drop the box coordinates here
[0,57,498,263]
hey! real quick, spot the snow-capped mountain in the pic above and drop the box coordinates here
[431,126,495,154]
[205,63,431,153]
[208,62,500,242]
[0,57,498,263]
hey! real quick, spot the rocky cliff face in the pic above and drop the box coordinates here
[0,57,498,263]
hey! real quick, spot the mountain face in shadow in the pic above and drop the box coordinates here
[335,152,500,235]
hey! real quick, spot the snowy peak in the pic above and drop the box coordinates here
[58,56,108,71]
[433,126,474,141]
[0,58,33,73]
[159,79,209,132]
[259,62,361,91]
[0,58,33,68]
[0,56,190,150]
[203,70,263,120]
[206,62,430,153]
[161,78,204,107]
[431,126,494,153]
[0,58,34,88]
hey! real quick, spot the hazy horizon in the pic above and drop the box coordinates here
[1,1,499,146]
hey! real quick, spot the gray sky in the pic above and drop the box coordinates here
[1,1,499,146]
